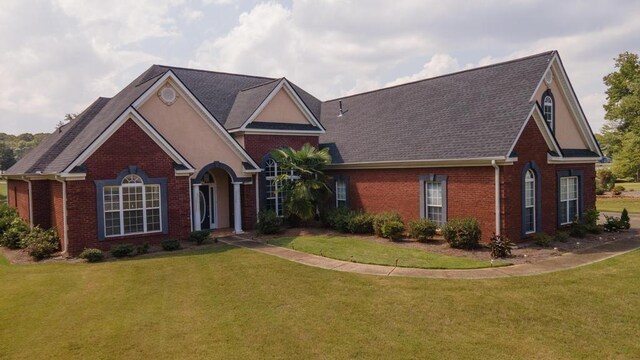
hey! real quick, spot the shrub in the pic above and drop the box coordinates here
[189,230,210,245]
[569,222,587,238]
[583,208,601,234]
[489,233,513,258]
[347,211,375,234]
[621,208,631,230]
[23,227,59,261]
[111,243,134,258]
[257,210,283,235]
[373,212,402,236]
[603,215,624,232]
[136,242,150,255]
[380,220,405,241]
[0,218,30,249]
[533,233,553,247]
[596,168,615,192]
[0,204,19,237]
[442,217,481,249]
[612,185,625,195]
[324,207,353,233]
[554,231,569,243]
[409,219,438,242]
[595,188,605,195]
[161,239,181,251]
[79,248,105,263]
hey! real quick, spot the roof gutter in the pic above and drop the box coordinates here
[491,160,501,236]
[326,157,516,170]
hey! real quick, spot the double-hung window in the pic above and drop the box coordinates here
[103,174,162,237]
[524,170,536,233]
[559,176,578,225]
[265,159,298,217]
[335,179,347,208]
[426,181,444,225]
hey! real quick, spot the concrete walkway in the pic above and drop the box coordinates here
[220,235,640,279]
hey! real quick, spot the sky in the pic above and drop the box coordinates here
[1,0,639,135]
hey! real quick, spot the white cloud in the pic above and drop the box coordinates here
[385,54,461,87]
[182,8,204,22]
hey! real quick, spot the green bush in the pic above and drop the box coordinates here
[79,248,105,263]
[136,242,150,255]
[380,220,405,241]
[347,211,375,234]
[569,222,587,238]
[489,233,513,258]
[595,188,605,195]
[409,219,438,242]
[161,239,181,251]
[0,218,30,249]
[189,230,210,245]
[612,185,625,195]
[23,227,59,261]
[257,210,283,235]
[603,215,624,232]
[111,243,134,258]
[533,233,553,247]
[442,217,481,249]
[554,231,569,243]
[621,208,631,230]
[324,207,353,233]
[373,212,402,236]
[596,168,615,192]
[583,208,601,234]
[0,204,19,237]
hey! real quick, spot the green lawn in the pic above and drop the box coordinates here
[617,182,640,191]
[0,181,6,203]
[269,235,508,269]
[1,246,639,359]
[597,197,640,214]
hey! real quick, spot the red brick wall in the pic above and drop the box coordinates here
[7,180,29,224]
[501,117,596,241]
[326,167,498,241]
[65,119,191,256]
[241,134,319,229]
[30,180,51,229]
[50,181,65,247]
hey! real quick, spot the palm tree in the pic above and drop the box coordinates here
[271,143,332,222]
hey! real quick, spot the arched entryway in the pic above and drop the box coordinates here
[192,161,251,234]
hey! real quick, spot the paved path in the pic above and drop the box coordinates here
[220,235,640,279]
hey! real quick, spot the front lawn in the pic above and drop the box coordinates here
[1,246,639,359]
[0,181,6,203]
[597,197,640,214]
[617,182,640,191]
[268,235,508,269]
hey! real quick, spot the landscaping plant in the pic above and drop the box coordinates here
[0,204,19,237]
[189,230,210,245]
[380,220,405,241]
[0,218,29,249]
[620,208,631,230]
[612,185,625,195]
[111,243,134,258]
[569,221,588,238]
[257,210,283,235]
[323,207,353,233]
[442,217,481,249]
[22,226,59,261]
[136,242,150,255]
[603,215,625,232]
[489,233,513,258]
[79,248,105,263]
[533,233,553,247]
[373,212,402,236]
[347,211,375,234]
[409,219,438,242]
[161,239,181,251]
[583,208,602,234]
[554,231,569,243]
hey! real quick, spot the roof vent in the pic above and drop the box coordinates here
[337,100,348,117]
[158,86,178,106]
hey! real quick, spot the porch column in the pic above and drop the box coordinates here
[192,183,201,231]
[233,182,243,234]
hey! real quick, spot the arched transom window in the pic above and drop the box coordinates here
[103,174,162,237]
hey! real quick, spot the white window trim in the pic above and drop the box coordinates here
[560,176,579,225]
[426,181,444,225]
[525,170,536,234]
[543,95,554,129]
[103,175,162,238]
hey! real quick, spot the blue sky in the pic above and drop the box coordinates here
[1,0,639,135]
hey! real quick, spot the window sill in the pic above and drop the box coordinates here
[104,230,162,240]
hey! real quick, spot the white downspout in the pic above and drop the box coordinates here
[55,177,69,255]
[23,177,33,229]
[491,160,501,235]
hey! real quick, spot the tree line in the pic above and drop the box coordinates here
[0,133,48,171]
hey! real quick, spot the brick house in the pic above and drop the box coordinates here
[2,51,601,256]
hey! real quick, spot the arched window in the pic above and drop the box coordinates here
[543,94,554,130]
[264,159,298,217]
[524,169,536,234]
[103,173,161,237]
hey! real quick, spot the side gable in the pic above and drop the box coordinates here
[530,53,602,156]
[253,87,313,125]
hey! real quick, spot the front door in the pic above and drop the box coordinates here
[199,184,217,230]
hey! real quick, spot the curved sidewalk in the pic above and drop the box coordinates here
[221,235,640,279]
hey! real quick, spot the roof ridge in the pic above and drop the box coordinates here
[325,50,556,102]
[239,78,282,92]
[155,64,276,81]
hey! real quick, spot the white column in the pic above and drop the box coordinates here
[192,183,201,231]
[233,182,243,234]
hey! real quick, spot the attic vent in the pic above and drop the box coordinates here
[544,69,553,85]
[158,86,177,106]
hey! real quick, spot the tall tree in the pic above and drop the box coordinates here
[0,143,16,171]
[599,52,640,177]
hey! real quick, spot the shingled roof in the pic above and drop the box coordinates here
[319,51,556,164]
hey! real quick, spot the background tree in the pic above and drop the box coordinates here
[271,143,332,223]
[599,52,640,179]
[0,143,16,171]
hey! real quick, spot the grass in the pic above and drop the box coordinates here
[268,235,508,269]
[1,246,640,359]
[0,181,6,203]
[597,197,640,214]
[617,182,640,191]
